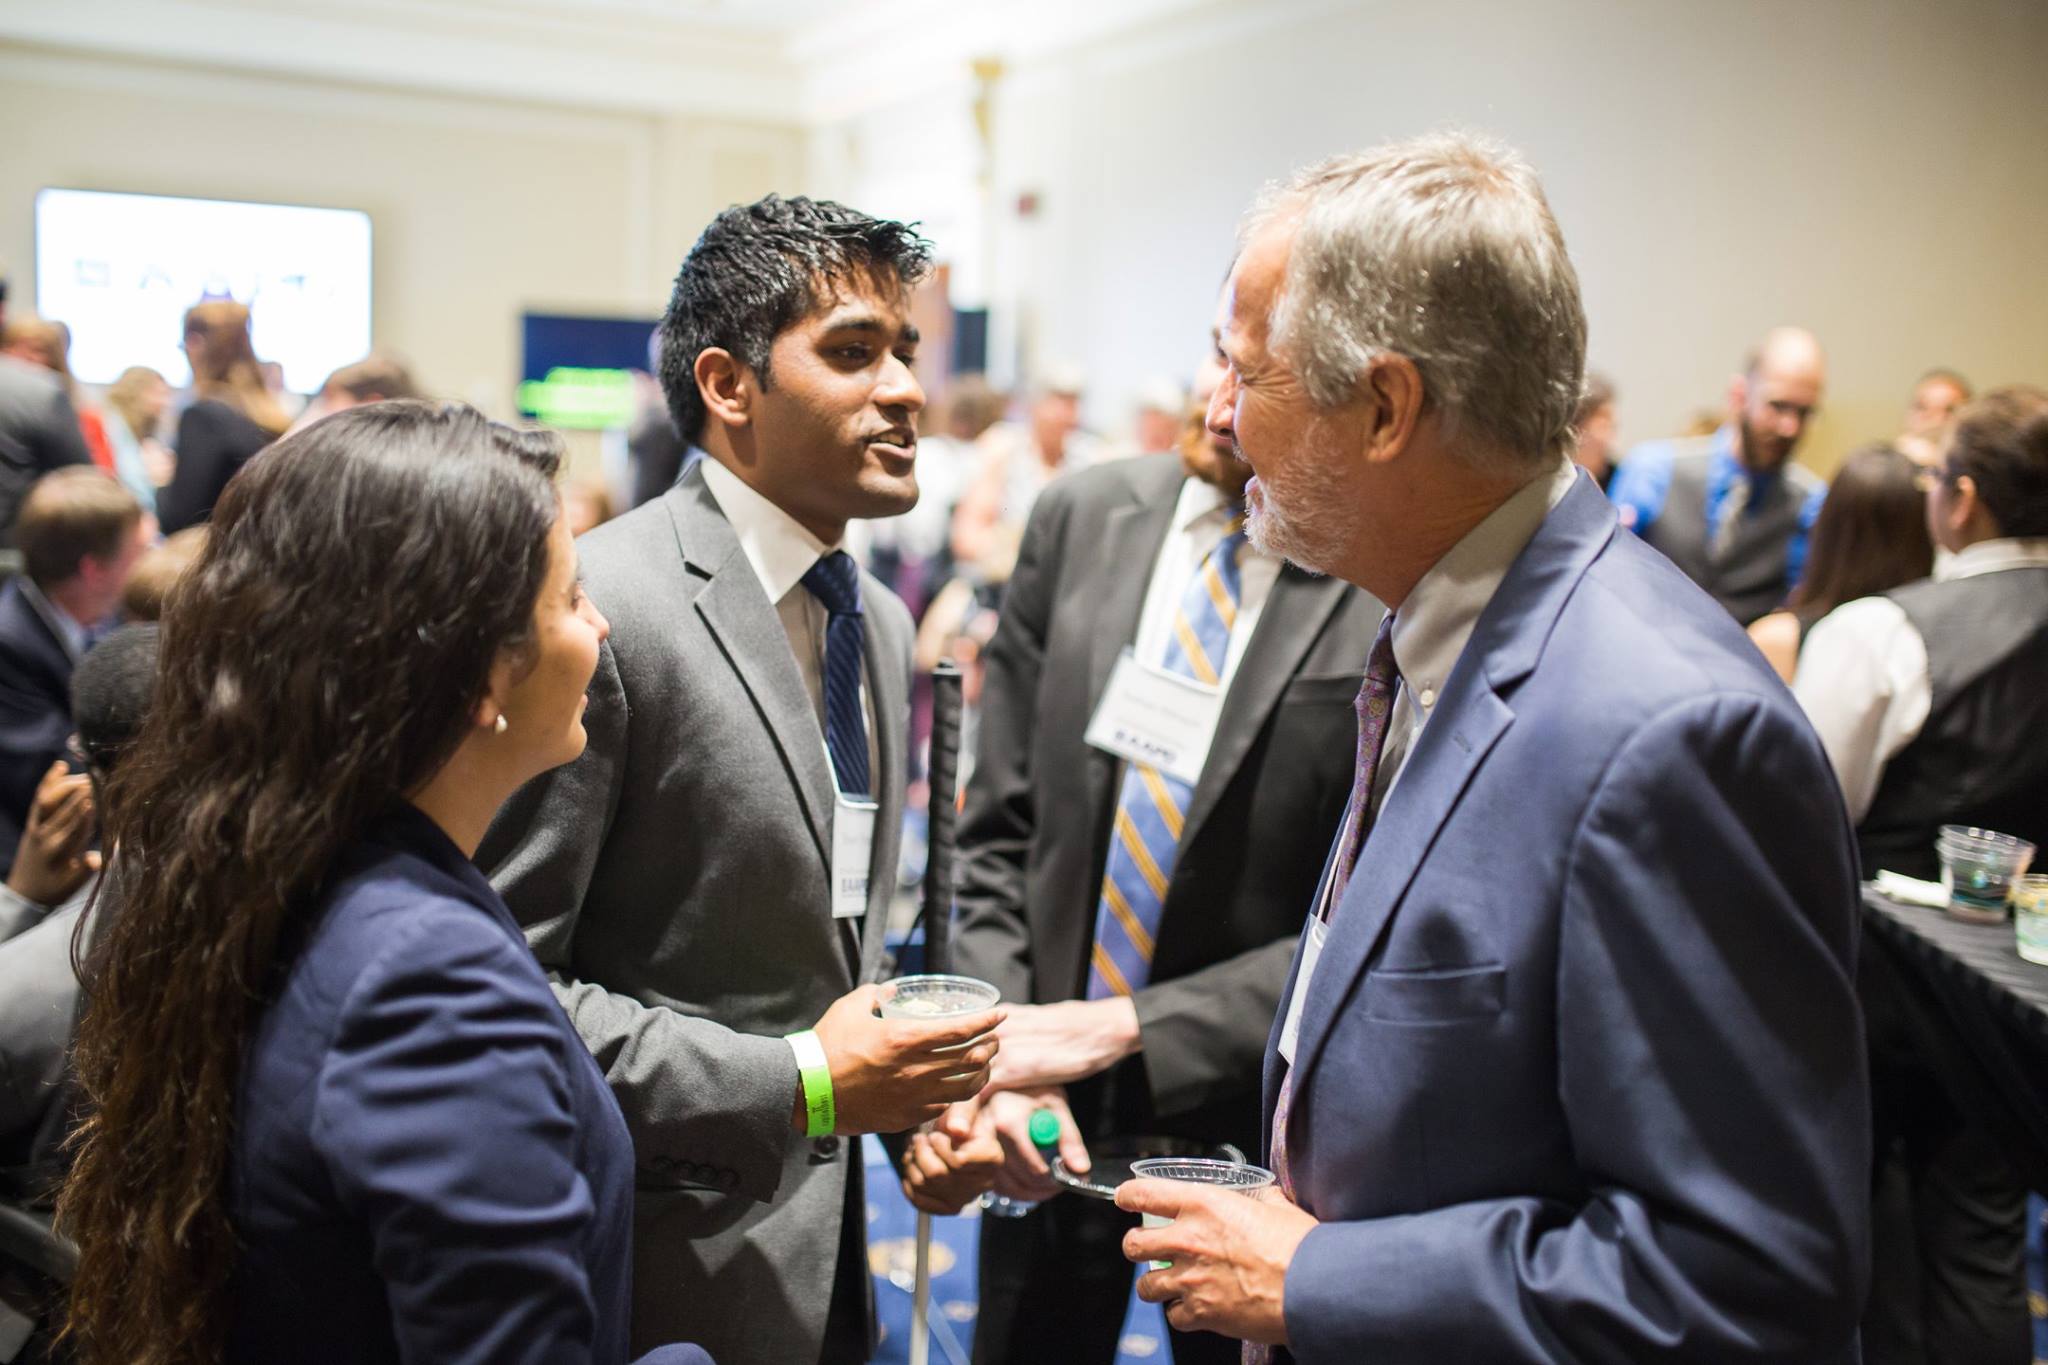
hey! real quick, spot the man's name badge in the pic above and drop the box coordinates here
[1083,647,1226,787]
[1277,915,1328,1066]
[831,793,878,920]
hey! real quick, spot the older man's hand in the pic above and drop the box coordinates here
[1116,1179,1316,1347]
[985,998,1141,1092]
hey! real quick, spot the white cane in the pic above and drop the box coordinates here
[902,661,972,1365]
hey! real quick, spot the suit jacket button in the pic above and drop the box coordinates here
[811,1135,841,1160]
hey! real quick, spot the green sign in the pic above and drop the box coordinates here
[518,366,635,429]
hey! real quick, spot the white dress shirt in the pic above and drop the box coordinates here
[1793,536,2048,823]
[1373,459,1581,815]
[699,457,877,785]
[1131,475,1282,690]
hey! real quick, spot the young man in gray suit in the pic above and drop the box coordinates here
[479,196,1002,1365]
[899,349,1383,1365]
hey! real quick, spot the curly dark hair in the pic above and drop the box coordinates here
[57,400,563,1365]
[657,193,933,445]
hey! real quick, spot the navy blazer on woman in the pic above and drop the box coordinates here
[228,804,710,1365]
[0,577,78,875]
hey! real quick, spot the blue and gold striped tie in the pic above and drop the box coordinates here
[1087,515,1248,1000]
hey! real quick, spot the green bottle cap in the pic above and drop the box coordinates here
[1027,1107,1062,1151]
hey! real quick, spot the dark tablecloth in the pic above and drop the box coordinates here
[1861,890,2048,1190]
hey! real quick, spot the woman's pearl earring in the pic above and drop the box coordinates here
[494,715,509,735]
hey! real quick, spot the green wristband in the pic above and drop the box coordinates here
[787,1029,835,1139]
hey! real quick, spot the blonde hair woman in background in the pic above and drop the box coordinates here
[158,301,289,534]
[103,365,175,516]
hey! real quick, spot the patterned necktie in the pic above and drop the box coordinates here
[1711,469,1751,563]
[1267,615,1398,1186]
[1246,616,1399,1365]
[1086,514,1248,1000]
[800,551,869,797]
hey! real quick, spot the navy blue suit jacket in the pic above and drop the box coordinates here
[229,804,711,1365]
[1269,474,1869,1362]
[0,579,76,877]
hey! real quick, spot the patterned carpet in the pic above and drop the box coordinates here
[864,1136,1171,1365]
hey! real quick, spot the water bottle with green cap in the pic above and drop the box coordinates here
[981,1107,1066,1218]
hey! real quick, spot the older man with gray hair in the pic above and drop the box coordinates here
[1113,132,1869,1363]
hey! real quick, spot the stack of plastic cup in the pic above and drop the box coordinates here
[1129,1156,1277,1269]
[1936,825,2037,923]
[2012,875,2048,965]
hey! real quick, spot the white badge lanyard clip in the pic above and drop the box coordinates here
[1082,646,1228,787]
[1278,806,1350,1065]
[825,745,878,921]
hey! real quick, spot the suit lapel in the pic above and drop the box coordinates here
[857,586,906,981]
[1085,482,1180,718]
[1179,569,1353,853]
[1285,473,1618,1102]
[669,474,837,872]
[1287,678,1514,1096]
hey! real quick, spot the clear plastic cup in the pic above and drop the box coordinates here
[877,973,1001,1020]
[1129,1156,1277,1269]
[1936,825,2037,923]
[2013,875,2048,966]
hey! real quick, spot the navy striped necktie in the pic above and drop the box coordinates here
[801,551,870,797]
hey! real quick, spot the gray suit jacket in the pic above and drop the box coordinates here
[0,893,86,1197]
[479,464,912,1365]
[953,454,1384,1153]
[0,357,91,550]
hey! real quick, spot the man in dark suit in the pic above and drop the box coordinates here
[900,352,1381,1364]
[0,467,145,875]
[1113,133,1868,1364]
[0,281,93,556]
[478,196,1000,1365]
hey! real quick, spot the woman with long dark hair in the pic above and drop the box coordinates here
[58,402,711,1365]
[1748,443,1934,681]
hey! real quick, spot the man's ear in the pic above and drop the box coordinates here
[1360,354,1425,465]
[1726,373,1749,420]
[1951,473,2000,539]
[695,348,754,432]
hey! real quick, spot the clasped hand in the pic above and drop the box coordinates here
[900,1086,1091,1214]
[897,997,1138,1213]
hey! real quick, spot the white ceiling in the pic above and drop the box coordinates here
[0,0,1214,125]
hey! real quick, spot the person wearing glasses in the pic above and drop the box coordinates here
[1794,387,2048,1365]
[1608,327,1830,625]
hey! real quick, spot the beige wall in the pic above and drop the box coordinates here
[0,44,805,440]
[815,0,2048,474]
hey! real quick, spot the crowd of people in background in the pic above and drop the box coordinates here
[0,144,2043,1365]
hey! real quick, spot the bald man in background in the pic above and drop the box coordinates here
[1610,327,1829,624]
